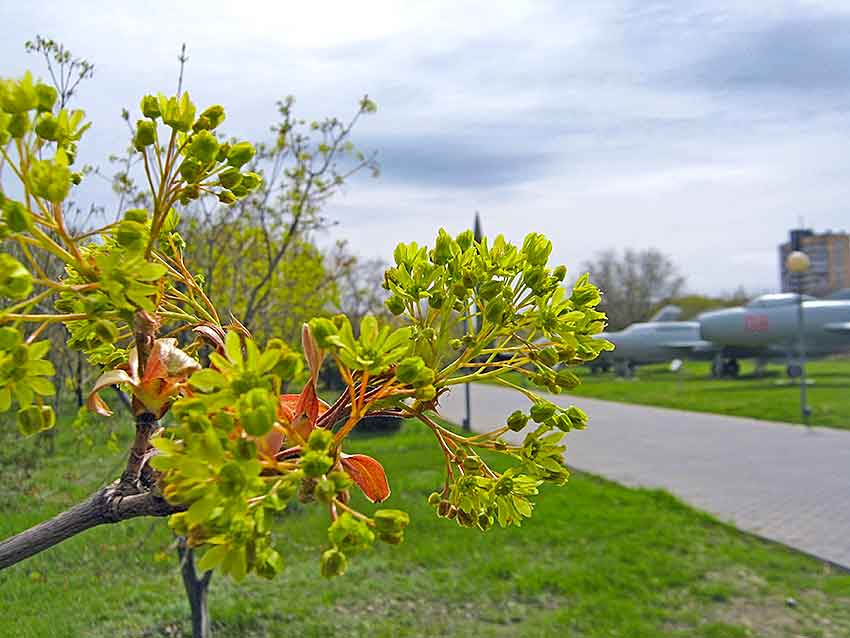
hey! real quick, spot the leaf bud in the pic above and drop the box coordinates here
[431,228,455,265]
[507,410,529,432]
[566,405,588,429]
[427,492,442,506]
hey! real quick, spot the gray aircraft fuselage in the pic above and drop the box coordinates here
[594,321,706,367]
[699,295,850,358]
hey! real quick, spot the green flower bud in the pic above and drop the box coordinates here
[34,83,57,113]
[0,73,39,114]
[538,346,558,367]
[428,291,445,309]
[385,295,405,316]
[315,477,337,503]
[197,104,225,130]
[449,338,463,350]
[216,142,231,162]
[307,428,333,453]
[456,229,474,252]
[462,456,482,472]
[238,388,277,436]
[34,113,59,141]
[115,220,147,250]
[484,298,506,323]
[566,405,588,429]
[162,93,196,132]
[30,153,72,203]
[179,158,202,183]
[478,280,502,301]
[553,265,567,281]
[17,405,55,436]
[530,401,556,423]
[226,142,255,168]
[522,232,552,267]
[328,470,353,492]
[133,119,156,151]
[218,462,246,497]
[427,492,442,506]
[431,228,454,265]
[140,95,161,119]
[123,208,148,223]
[507,410,529,432]
[3,200,32,233]
[308,317,338,348]
[217,190,237,205]
[320,548,348,577]
[189,130,219,163]
[555,368,580,390]
[0,254,33,300]
[414,384,436,401]
[395,356,425,385]
[218,167,242,190]
[240,172,262,191]
[301,451,333,477]
[373,509,410,543]
[93,319,119,344]
[7,113,30,138]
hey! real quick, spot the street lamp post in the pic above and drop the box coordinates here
[785,250,811,426]
[462,213,483,431]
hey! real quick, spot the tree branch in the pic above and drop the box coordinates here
[0,483,183,570]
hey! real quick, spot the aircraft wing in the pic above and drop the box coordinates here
[824,322,850,334]
[662,340,717,353]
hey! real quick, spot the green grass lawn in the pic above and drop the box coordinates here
[1,415,849,637]
[502,357,850,430]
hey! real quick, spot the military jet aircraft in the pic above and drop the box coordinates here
[590,306,712,376]
[698,293,850,377]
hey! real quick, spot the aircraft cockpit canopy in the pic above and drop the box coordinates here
[745,293,816,308]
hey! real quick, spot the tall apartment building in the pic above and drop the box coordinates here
[779,228,850,297]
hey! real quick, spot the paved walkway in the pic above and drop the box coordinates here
[439,384,850,569]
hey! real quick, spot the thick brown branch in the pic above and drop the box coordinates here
[0,483,183,571]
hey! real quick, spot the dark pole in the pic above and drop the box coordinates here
[463,212,483,431]
[796,271,811,426]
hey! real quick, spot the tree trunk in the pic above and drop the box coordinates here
[178,538,213,638]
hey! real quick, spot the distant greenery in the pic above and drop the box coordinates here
[503,357,850,430]
[1,416,848,638]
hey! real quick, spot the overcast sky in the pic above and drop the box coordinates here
[3,0,850,295]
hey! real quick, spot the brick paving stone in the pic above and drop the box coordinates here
[438,384,850,568]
